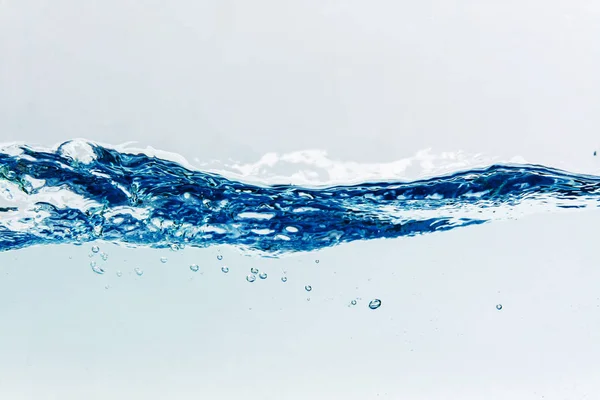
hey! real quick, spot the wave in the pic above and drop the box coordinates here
[0,140,599,255]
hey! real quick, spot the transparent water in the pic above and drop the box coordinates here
[1,141,600,399]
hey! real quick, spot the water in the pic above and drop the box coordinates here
[1,141,599,256]
[2,140,600,399]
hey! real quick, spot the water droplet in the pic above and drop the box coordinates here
[259,272,268,279]
[100,252,108,261]
[160,257,168,263]
[91,245,100,253]
[369,299,382,310]
[190,264,199,272]
[116,271,122,277]
[305,285,312,292]
[351,299,357,306]
[90,261,104,274]
[250,267,259,274]
[134,267,144,276]
[281,276,288,282]
[246,274,256,283]
[221,266,229,273]
[315,259,320,264]
[496,304,503,311]
[217,255,223,260]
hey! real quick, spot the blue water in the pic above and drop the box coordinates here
[1,141,599,255]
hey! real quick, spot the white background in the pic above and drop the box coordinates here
[1,1,600,399]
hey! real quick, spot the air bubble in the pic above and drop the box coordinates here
[369,299,382,310]
[134,267,144,276]
[116,271,122,277]
[221,266,229,273]
[91,245,100,253]
[250,267,259,274]
[496,304,503,311]
[305,285,312,292]
[190,264,199,272]
[246,274,256,283]
[259,272,268,280]
[281,276,288,282]
[100,252,108,261]
[315,260,320,264]
[160,257,168,263]
[351,300,357,306]
[90,261,104,274]
[217,255,223,261]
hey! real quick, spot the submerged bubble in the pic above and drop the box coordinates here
[250,267,259,274]
[259,272,268,279]
[116,270,122,277]
[496,304,503,310]
[160,257,168,263]
[369,299,382,310]
[221,266,229,273]
[105,284,110,290]
[305,285,312,292]
[351,299,357,306]
[246,274,256,283]
[100,252,108,261]
[281,276,288,282]
[134,267,144,276]
[190,264,200,272]
[91,245,100,253]
[90,261,104,274]
[170,244,180,252]
[217,255,223,261]
[315,260,320,264]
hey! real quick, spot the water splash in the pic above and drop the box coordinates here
[1,140,600,256]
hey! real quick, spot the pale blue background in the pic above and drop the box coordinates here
[1,1,600,399]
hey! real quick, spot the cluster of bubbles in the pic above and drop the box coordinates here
[85,248,458,312]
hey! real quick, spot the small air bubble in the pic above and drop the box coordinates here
[305,285,312,292]
[91,245,100,253]
[351,300,357,306]
[183,192,191,199]
[134,267,144,276]
[259,272,268,280]
[496,304,503,311]
[221,266,229,273]
[105,285,110,290]
[281,276,288,282]
[369,299,382,310]
[160,257,168,263]
[91,261,104,274]
[190,264,199,272]
[170,244,180,252]
[116,271,122,277]
[315,260,320,264]
[100,252,108,261]
[246,274,256,283]
[217,255,223,261]
[250,267,259,274]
